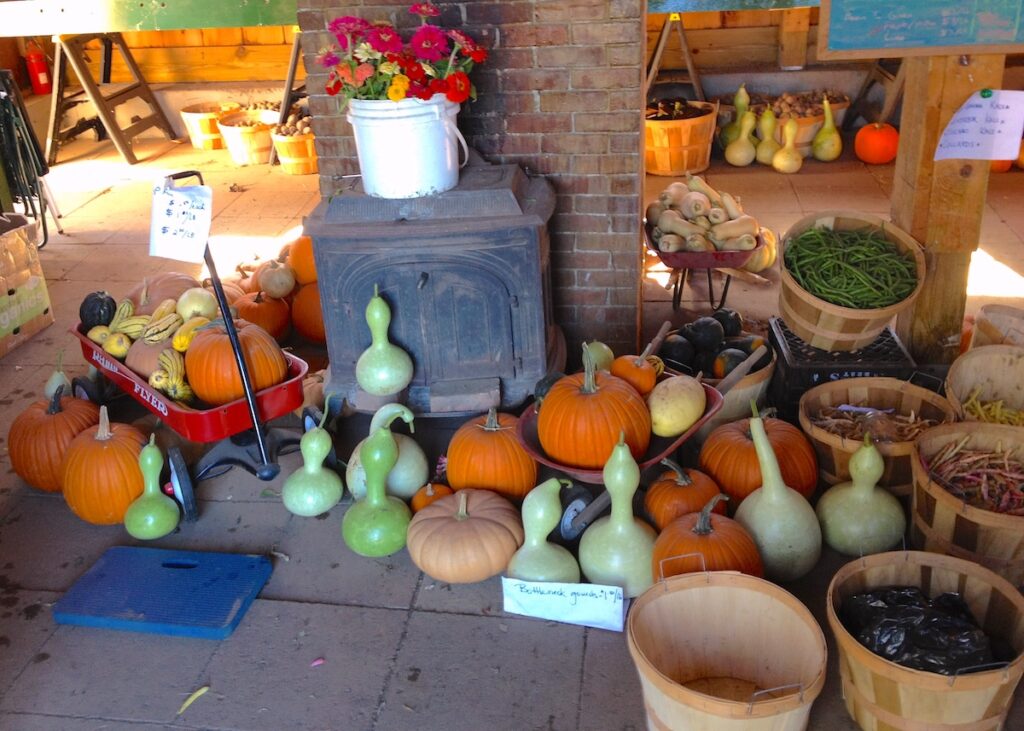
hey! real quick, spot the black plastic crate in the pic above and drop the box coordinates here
[768,316,918,423]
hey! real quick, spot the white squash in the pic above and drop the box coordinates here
[346,403,428,500]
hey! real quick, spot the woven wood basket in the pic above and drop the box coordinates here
[827,551,1024,731]
[645,101,718,177]
[798,377,956,496]
[911,422,1024,585]
[627,572,826,730]
[944,345,1024,422]
[779,212,925,352]
[969,305,1024,349]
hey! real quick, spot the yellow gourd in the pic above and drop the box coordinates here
[755,109,782,166]
[719,84,750,148]
[724,111,757,167]
[812,97,843,162]
[772,118,803,174]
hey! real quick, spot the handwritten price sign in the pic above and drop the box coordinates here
[935,89,1024,162]
[501,578,627,631]
[149,179,213,263]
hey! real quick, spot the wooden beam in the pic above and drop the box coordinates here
[778,8,811,70]
[892,54,1006,364]
[80,44,302,84]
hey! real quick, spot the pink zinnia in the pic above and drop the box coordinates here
[366,25,403,54]
[410,24,449,61]
[447,29,477,52]
[328,16,370,48]
[409,3,441,18]
[317,48,341,68]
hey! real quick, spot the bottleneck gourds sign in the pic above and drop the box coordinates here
[818,0,1024,59]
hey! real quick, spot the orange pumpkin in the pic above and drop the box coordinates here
[643,459,723,531]
[446,408,538,500]
[411,483,454,512]
[699,416,818,507]
[185,320,289,405]
[61,406,147,524]
[537,346,651,469]
[126,272,200,315]
[990,159,1013,173]
[235,265,259,293]
[287,235,318,285]
[610,353,657,396]
[291,282,325,344]
[854,122,899,165]
[8,387,100,492]
[234,291,291,342]
[651,494,763,580]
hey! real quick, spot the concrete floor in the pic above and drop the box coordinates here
[1,126,1024,731]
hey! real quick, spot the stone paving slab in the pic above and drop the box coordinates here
[375,611,584,731]
[0,713,189,730]
[578,628,646,731]
[0,590,59,695]
[180,599,406,731]
[412,573,508,617]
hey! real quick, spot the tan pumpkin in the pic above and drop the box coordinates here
[446,408,537,500]
[126,272,200,315]
[204,278,246,305]
[8,387,100,492]
[125,338,168,379]
[254,260,297,299]
[406,489,524,583]
[185,320,288,405]
[61,406,147,524]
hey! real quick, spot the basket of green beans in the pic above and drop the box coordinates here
[779,211,925,352]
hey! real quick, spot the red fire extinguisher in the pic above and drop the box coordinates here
[23,40,52,96]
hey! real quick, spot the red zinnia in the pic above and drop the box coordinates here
[467,48,488,64]
[445,72,471,104]
[409,3,441,18]
[366,25,403,54]
[402,59,427,83]
[448,30,477,51]
[409,81,432,100]
[410,24,449,62]
[326,78,342,96]
[427,78,448,97]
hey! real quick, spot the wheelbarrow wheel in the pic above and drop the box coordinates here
[556,484,596,543]
[167,446,199,523]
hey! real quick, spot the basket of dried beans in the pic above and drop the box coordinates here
[798,377,955,496]
[945,345,1024,425]
[911,422,1024,586]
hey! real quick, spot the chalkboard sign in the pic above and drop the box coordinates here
[649,1,817,10]
[818,0,1024,59]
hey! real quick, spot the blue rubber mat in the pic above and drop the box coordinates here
[53,546,272,640]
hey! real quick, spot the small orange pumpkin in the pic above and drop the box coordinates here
[291,282,325,344]
[610,353,657,396]
[287,235,318,285]
[990,159,1013,173]
[643,459,723,531]
[234,291,291,342]
[61,406,147,524]
[411,483,454,512]
[854,122,899,165]
[446,408,538,500]
[651,494,763,580]
[185,320,288,405]
[8,387,100,493]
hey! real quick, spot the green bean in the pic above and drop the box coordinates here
[783,226,918,309]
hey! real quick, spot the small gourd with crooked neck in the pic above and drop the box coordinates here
[124,435,180,540]
[578,433,656,597]
[355,284,413,396]
[816,433,905,556]
[720,83,750,148]
[341,405,413,557]
[283,396,343,517]
[507,478,580,583]
[346,403,427,500]
[755,109,782,166]
[734,402,821,581]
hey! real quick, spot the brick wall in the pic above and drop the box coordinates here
[296,1,646,359]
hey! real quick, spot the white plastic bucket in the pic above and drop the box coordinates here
[346,95,468,198]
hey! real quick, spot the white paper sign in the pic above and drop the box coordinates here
[501,577,627,632]
[934,89,1024,161]
[149,179,213,262]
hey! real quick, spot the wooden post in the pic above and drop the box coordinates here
[777,8,810,70]
[891,54,1005,365]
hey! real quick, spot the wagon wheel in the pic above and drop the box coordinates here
[167,446,199,522]
[554,484,597,544]
[71,374,121,405]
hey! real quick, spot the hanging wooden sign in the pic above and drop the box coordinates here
[818,1,1024,59]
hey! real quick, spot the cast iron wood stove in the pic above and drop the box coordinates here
[305,157,561,414]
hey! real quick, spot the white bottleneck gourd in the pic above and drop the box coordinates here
[346,403,427,500]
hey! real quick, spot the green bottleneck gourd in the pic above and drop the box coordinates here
[346,403,427,500]
[719,83,750,148]
[812,97,843,162]
[578,433,656,597]
[507,478,581,583]
[772,117,803,174]
[725,111,757,167]
[342,405,413,557]
[124,435,180,540]
[283,396,343,517]
[355,284,414,396]
[816,433,905,556]
[734,402,821,581]
[755,109,782,166]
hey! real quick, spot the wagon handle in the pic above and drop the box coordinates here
[948,661,1011,685]
[657,552,707,585]
[746,683,804,714]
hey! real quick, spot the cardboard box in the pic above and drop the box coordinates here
[0,214,53,358]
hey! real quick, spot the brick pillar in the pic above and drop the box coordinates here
[297,1,646,359]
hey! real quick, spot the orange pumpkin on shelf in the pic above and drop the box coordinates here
[446,408,538,500]
[291,282,325,344]
[651,494,763,580]
[185,320,289,405]
[854,122,899,165]
[643,459,723,532]
[287,235,318,285]
[8,387,100,493]
[411,483,454,513]
[61,406,147,524]
[698,416,818,507]
[234,291,291,342]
